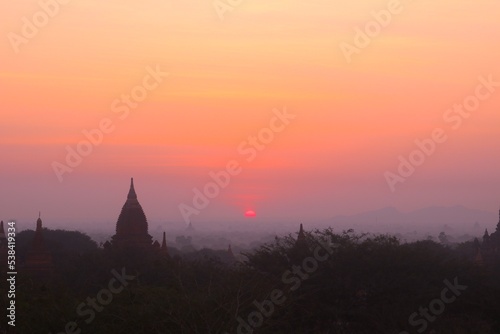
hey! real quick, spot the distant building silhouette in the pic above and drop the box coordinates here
[479,208,500,262]
[24,214,54,278]
[111,178,153,250]
[483,229,490,248]
[291,223,310,262]
[485,209,500,248]
[160,231,169,256]
[295,223,308,248]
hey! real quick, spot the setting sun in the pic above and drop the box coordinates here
[244,210,256,218]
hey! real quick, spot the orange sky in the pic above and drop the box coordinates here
[1,0,499,229]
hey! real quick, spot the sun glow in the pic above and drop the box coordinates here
[244,210,256,218]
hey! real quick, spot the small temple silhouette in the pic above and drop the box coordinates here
[288,223,309,263]
[160,231,168,255]
[24,214,54,278]
[295,223,308,249]
[475,208,500,264]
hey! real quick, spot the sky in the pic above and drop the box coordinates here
[1,0,500,230]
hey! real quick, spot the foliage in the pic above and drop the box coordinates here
[8,228,500,333]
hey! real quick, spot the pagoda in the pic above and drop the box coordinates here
[25,214,54,277]
[111,178,153,250]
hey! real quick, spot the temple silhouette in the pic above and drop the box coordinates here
[111,178,154,249]
[475,209,500,264]
[104,178,168,255]
[24,214,54,278]
[296,223,307,247]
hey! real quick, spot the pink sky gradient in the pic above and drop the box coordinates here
[1,0,499,229]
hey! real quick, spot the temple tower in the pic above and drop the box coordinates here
[296,223,307,247]
[290,223,310,263]
[25,214,54,277]
[111,178,153,249]
[161,232,168,253]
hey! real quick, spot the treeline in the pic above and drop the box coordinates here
[3,228,500,333]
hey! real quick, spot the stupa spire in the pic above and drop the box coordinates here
[298,223,306,240]
[33,214,46,250]
[37,212,42,230]
[294,223,308,250]
[128,178,137,200]
[161,232,167,250]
